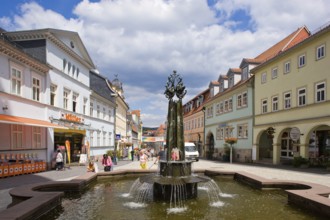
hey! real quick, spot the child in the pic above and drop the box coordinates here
[139,150,148,169]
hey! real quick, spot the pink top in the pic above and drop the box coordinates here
[102,157,112,166]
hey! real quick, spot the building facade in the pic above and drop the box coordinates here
[252,24,330,165]
[1,28,117,168]
[183,88,210,157]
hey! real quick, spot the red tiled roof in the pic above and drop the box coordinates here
[254,26,310,62]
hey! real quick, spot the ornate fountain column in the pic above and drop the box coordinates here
[164,70,186,162]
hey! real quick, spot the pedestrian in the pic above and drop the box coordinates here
[139,150,148,169]
[102,154,112,172]
[154,147,166,165]
[55,149,64,171]
[130,150,134,161]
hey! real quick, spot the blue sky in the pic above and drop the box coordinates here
[1,0,330,127]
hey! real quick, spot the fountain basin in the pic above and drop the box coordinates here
[1,169,330,219]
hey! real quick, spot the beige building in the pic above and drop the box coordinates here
[183,88,210,157]
[111,75,130,155]
[252,24,330,165]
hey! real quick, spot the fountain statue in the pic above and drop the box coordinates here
[138,71,215,205]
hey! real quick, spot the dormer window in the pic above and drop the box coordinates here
[242,67,248,80]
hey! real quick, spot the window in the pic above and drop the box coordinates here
[216,103,220,115]
[12,125,23,149]
[271,67,278,79]
[72,65,76,76]
[284,92,291,109]
[242,92,247,106]
[77,68,80,78]
[228,98,233,111]
[207,106,213,118]
[32,77,41,101]
[83,98,88,115]
[90,132,94,147]
[63,59,67,71]
[237,92,248,108]
[90,101,94,117]
[219,102,223,113]
[224,100,228,112]
[108,109,112,122]
[216,128,221,140]
[298,88,306,106]
[242,67,248,80]
[68,62,71,73]
[262,99,268,113]
[103,107,106,119]
[261,72,267,84]
[11,67,22,95]
[298,54,306,68]
[72,92,78,112]
[238,124,248,138]
[237,94,242,108]
[32,127,41,148]
[63,89,70,110]
[272,96,278,112]
[50,84,57,106]
[108,132,112,145]
[103,131,106,146]
[315,82,325,102]
[97,131,101,146]
[284,61,290,74]
[97,105,100,118]
[316,44,325,60]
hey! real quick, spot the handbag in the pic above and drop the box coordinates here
[104,166,111,171]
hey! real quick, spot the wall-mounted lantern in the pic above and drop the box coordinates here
[266,127,276,139]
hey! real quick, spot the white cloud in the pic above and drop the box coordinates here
[2,0,330,127]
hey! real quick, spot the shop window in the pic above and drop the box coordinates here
[12,125,23,149]
[32,127,41,148]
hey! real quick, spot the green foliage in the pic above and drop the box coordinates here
[292,156,309,168]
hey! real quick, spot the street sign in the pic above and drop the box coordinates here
[290,127,301,142]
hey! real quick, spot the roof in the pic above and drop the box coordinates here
[4,28,96,69]
[89,71,117,102]
[254,26,310,62]
[251,23,330,73]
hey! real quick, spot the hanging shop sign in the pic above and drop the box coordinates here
[116,134,121,140]
[290,127,301,142]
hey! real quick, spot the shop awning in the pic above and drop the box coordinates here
[0,114,68,129]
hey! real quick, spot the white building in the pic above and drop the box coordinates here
[1,28,116,168]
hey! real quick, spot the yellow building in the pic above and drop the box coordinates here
[252,24,330,165]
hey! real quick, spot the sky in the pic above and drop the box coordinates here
[1,0,330,127]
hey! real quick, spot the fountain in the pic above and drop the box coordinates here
[134,71,216,206]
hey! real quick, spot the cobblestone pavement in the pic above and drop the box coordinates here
[1,158,330,212]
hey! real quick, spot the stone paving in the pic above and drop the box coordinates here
[1,158,330,212]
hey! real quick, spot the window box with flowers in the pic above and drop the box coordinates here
[225,137,238,145]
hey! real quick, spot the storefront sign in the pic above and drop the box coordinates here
[290,127,301,142]
[60,112,84,123]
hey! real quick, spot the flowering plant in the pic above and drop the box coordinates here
[225,137,237,145]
